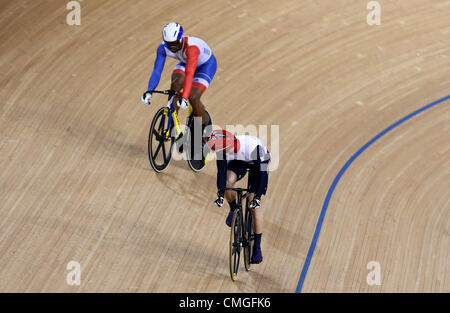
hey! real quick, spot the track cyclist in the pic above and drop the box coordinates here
[206,130,271,264]
[141,22,217,142]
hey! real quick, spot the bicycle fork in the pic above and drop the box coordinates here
[163,97,193,141]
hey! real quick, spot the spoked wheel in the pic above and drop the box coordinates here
[244,204,254,271]
[229,209,242,281]
[186,110,212,172]
[148,107,175,172]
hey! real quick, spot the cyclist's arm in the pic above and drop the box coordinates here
[216,153,227,196]
[253,166,269,199]
[147,44,167,91]
[180,45,200,99]
[251,146,270,199]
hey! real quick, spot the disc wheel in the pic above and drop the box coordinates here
[229,209,242,281]
[148,107,175,172]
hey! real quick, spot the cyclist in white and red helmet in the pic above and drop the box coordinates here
[141,22,217,133]
[206,130,271,264]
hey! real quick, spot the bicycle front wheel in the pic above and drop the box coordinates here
[148,107,174,172]
[229,209,243,281]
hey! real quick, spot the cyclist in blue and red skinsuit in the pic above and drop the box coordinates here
[141,22,217,134]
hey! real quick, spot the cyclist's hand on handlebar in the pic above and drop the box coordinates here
[249,198,261,209]
[214,196,224,207]
[177,97,189,109]
[214,190,224,208]
[141,91,152,105]
[214,191,225,207]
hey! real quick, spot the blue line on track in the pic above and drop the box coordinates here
[296,95,450,293]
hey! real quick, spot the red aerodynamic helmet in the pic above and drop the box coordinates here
[205,130,240,153]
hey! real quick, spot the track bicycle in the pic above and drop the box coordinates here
[147,90,212,172]
[226,174,255,281]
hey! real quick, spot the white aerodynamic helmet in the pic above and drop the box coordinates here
[162,22,184,43]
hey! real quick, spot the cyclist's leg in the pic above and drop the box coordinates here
[224,170,238,203]
[248,165,269,227]
[189,55,217,127]
[188,87,207,125]
[248,168,268,233]
[248,192,264,264]
[171,63,186,114]
[249,193,265,234]
[248,166,269,264]
[171,72,184,91]
[224,170,238,227]
[225,161,248,227]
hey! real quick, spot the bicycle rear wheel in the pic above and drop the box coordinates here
[148,107,175,172]
[186,110,212,172]
[229,208,242,281]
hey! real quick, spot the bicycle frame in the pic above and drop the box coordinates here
[148,89,211,172]
[152,90,193,141]
[225,187,250,206]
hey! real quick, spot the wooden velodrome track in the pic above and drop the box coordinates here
[0,0,449,293]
